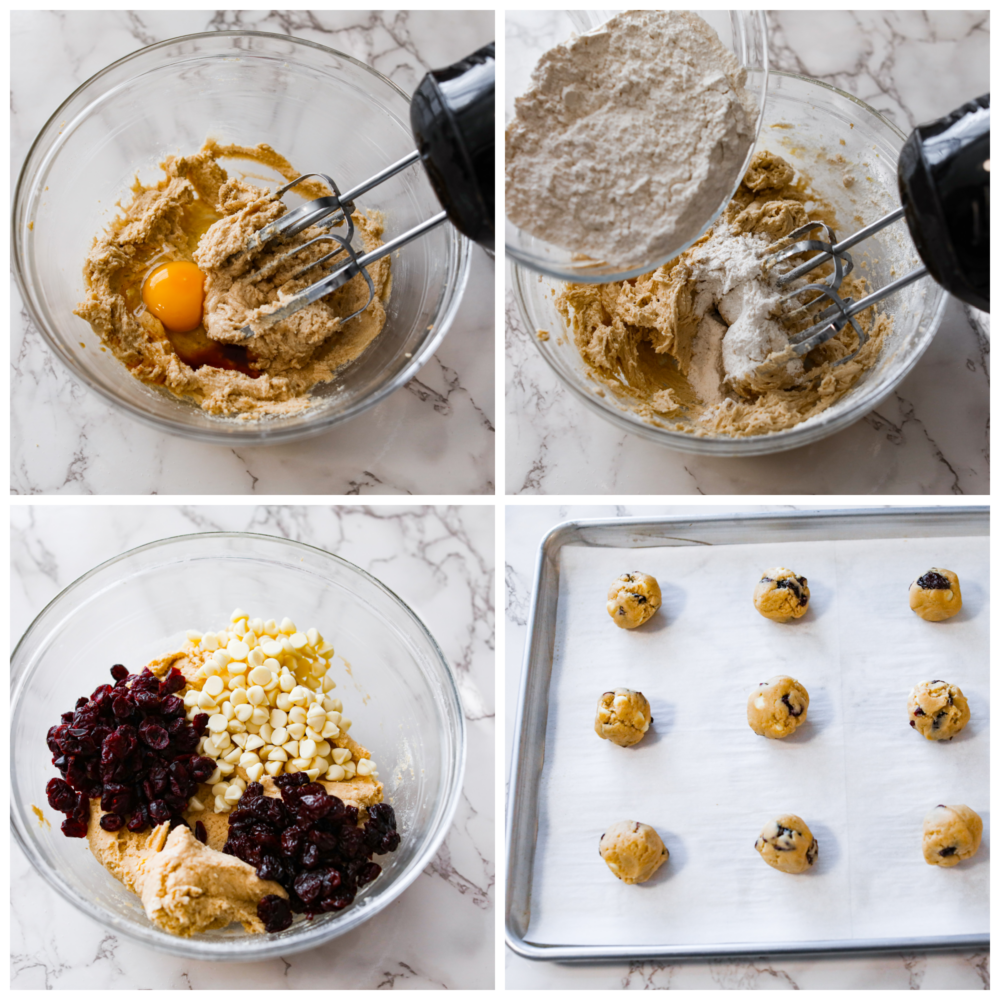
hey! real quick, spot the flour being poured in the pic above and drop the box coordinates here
[505,9,758,266]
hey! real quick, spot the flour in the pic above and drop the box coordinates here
[505,9,758,266]
[679,225,801,400]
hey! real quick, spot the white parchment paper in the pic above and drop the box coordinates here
[527,534,989,947]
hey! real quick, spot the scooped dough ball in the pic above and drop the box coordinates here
[922,804,982,866]
[909,568,962,621]
[755,814,818,874]
[907,680,970,740]
[747,675,809,739]
[753,568,810,622]
[599,820,668,884]
[607,572,662,629]
[594,688,652,747]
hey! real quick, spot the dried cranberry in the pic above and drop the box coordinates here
[357,861,381,886]
[126,805,150,833]
[139,720,169,750]
[281,825,307,857]
[257,895,293,933]
[148,799,172,825]
[190,756,216,783]
[110,664,129,681]
[258,854,284,882]
[293,871,325,903]
[61,816,88,838]
[191,713,209,735]
[112,697,133,719]
[46,778,77,812]
[160,669,187,695]
[195,821,207,844]
[100,813,124,832]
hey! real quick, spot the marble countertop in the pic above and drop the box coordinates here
[505,11,990,495]
[504,503,989,989]
[12,10,495,495]
[11,505,494,988]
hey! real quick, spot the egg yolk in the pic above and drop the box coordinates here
[141,260,205,333]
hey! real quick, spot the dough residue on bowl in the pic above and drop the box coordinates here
[555,151,893,437]
[74,141,390,419]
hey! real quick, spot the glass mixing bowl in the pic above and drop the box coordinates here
[13,31,470,444]
[11,533,466,959]
[511,71,948,455]
[504,10,769,282]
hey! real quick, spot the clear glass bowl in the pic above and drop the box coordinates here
[511,71,948,455]
[504,10,769,282]
[11,533,466,959]
[12,31,470,444]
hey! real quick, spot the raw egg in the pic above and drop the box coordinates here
[142,260,205,332]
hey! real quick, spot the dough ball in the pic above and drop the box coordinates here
[607,572,662,629]
[753,568,810,622]
[755,814,818,874]
[747,675,809,739]
[594,688,652,747]
[599,820,668,884]
[907,680,970,741]
[922,804,982,867]
[909,568,962,621]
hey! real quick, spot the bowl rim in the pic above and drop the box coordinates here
[11,529,467,960]
[12,30,472,445]
[511,69,948,456]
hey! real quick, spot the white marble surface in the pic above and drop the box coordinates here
[11,10,495,495]
[11,505,494,988]
[504,504,989,989]
[505,11,990,495]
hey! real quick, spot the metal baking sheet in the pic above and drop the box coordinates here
[505,508,989,962]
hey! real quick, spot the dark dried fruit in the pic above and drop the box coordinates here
[195,821,208,844]
[257,894,293,933]
[61,816,88,838]
[223,779,402,931]
[939,845,957,857]
[46,663,205,838]
[917,571,951,590]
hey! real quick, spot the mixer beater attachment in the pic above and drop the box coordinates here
[761,93,989,368]
[762,211,928,366]
[232,42,494,341]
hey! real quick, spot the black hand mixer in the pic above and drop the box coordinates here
[235,42,494,339]
[764,94,989,364]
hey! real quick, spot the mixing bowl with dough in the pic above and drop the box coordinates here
[11,533,465,959]
[511,72,948,456]
[14,31,470,444]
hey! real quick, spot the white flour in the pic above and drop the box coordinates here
[681,224,801,400]
[505,10,758,266]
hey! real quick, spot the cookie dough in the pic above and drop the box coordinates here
[607,572,662,629]
[594,689,652,746]
[907,680,970,740]
[922,804,982,867]
[753,568,810,622]
[755,814,818,873]
[86,810,286,936]
[599,820,669,884]
[75,140,390,418]
[747,675,809,739]
[556,151,893,437]
[909,569,962,621]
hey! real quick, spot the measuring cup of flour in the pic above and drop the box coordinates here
[505,9,769,283]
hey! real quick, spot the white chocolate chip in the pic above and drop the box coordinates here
[207,714,228,733]
[247,762,265,782]
[325,764,346,781]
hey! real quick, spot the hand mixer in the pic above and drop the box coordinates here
[763,95,989,366]
[234,42,494,340]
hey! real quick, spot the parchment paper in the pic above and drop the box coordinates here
[527,534,988,946]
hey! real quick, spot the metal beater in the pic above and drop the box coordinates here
[235,42,494,340]
[763,94,989,365]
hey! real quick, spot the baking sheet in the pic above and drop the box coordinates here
[526,534,988,947]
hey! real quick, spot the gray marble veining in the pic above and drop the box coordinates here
[12,504,494,988]
[504,11,989,495]
[12,10,495,496]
